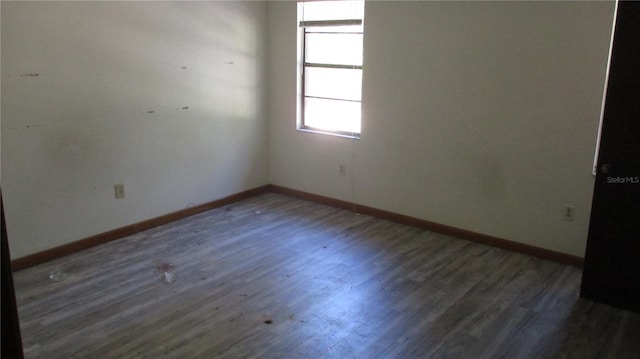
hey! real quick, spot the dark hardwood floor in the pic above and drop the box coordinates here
[13,193,640,358]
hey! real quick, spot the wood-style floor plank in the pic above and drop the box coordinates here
[13,193,640,358]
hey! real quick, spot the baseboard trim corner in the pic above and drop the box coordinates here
[11,185,270,271]
[267,185,584,267]
[12,184,583,271]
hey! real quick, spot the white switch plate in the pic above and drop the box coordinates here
[564,205,575,221]
[114,183,125,199]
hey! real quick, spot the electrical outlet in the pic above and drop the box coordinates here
[564,205,575,221]
[114,183,125,199]
[339,164,346,176]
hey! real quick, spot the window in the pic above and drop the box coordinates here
[297,0,365,138]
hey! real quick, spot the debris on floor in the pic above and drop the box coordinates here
[254,209,270,222]
[162,271,175,284]
[155,262,176,284]
[48,267,67,282]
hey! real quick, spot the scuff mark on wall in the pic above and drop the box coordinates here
[2,0,270,259]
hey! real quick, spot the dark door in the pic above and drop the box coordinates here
[2,193,25,358]
[580,1,640,313]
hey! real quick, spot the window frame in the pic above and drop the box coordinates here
[297,18,364,139]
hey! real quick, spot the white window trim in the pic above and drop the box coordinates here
[296,15,363,139]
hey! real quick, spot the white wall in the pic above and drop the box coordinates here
[1,1,269,258]
[268,1,615,257]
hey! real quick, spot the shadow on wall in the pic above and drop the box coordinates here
[1,1,268,259]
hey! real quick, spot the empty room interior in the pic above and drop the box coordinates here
[2,0,639,358]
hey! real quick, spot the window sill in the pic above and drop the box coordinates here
[297,127,360,140]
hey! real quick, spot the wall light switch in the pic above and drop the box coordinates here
[564,205,575,221]
[114,183,125,199]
